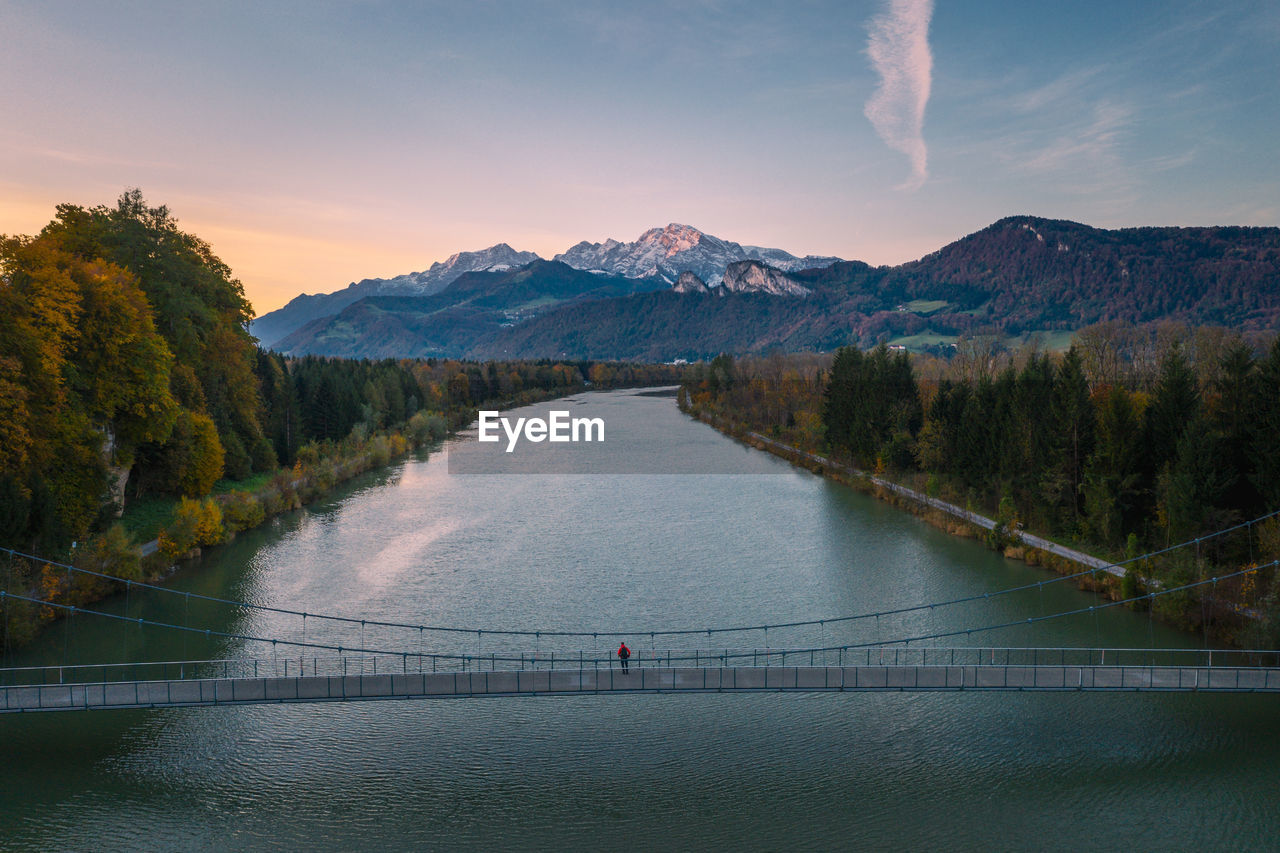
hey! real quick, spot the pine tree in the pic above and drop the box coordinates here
[1145,347,1201,478]
[1041,348,1095,534]
[1210,342,1258,515]
[1083,387,1144,547]
[1252,338,1280,509]
[823,347,861,455]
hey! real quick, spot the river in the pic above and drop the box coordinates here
[3,388,1279,850]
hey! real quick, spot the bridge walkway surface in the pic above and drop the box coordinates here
[6,659,1280,712]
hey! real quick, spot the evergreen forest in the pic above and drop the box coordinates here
[680,330,1280,643]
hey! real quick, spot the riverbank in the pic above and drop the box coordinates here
[688,409,1140,603]
[135,380,644,560]
[0,420,442,649]
[1,383,606,650]
[690,407,1280,648]
[744,428,1116,568]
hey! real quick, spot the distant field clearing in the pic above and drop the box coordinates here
[901,299,951,315]
[887,329,1076,353]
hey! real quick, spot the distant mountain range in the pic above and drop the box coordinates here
[254,218,1280,361]
[271,260,667,360]
[249,243,539,350]
[251,224,835,348]
[552,222,841,285]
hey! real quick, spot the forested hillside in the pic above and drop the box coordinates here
[893,217,1280,332]
[469,290,843,361]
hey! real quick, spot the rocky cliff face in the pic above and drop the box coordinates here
[720,260,812,296]
[554,223,840,285]
[672,271,710,293]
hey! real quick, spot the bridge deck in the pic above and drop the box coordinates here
[5,664,1280,712]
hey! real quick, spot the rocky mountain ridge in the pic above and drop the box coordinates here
[387,243,541,295]
[261,216,1280,361]
[270,260,666,360]
[553,223,841,285]
[251,224,837,348]
[250,243,540,348]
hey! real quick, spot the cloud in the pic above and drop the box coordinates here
[1017,102,1131,177]
[863,0,934,190]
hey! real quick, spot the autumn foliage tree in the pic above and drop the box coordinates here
[39,191,274,496]
[0,229,177,550]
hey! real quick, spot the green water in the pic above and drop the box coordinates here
[3,388,1278,850]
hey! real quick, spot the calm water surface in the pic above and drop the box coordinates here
[3,389,1279,850]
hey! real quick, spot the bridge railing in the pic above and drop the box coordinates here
[4,646,1280,687]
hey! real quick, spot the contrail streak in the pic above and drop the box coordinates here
[864,0,934,189]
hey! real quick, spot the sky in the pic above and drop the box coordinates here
[2,0,1277,314]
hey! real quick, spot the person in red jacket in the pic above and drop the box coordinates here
[617,641,631,673]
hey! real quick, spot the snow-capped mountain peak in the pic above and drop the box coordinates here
[553,224,840,286]
[252,227,841,349]
[395,243,541,295]
[637,223,705,256]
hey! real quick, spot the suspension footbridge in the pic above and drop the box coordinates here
[6,647,1280,712]
[3,512,1279,713]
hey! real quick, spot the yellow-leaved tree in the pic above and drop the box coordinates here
[0,232,177,549]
